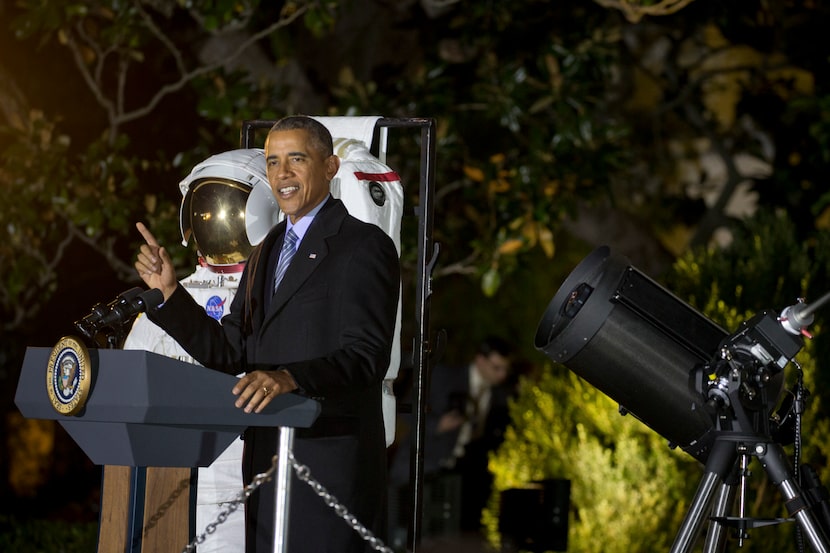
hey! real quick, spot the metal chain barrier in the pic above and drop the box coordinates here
[181,448,395,553]
[181,460,276,553]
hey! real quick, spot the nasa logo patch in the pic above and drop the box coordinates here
[205,295,227,320]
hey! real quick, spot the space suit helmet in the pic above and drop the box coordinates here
[178,148,275,268]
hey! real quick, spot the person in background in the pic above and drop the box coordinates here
[390,336,516,539]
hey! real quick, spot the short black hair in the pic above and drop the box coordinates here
[477,335,513,358]
[269,115,333,157]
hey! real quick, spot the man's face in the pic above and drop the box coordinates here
[265,129,339,224]
[475,352,511,386]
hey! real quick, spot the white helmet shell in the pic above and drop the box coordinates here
[179,148,280,266]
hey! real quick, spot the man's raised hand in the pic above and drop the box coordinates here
[134,222,178,301]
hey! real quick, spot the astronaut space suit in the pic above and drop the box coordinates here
[126,263,247,552]
[124,133,404,552]
[124,148,267,553]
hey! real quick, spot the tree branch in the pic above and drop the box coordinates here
[113,4,312,127]
[135,1,188,77]
[63,2,313,136]
[0,227,74,331]
[65,25,117,126]
[594,0,697,23]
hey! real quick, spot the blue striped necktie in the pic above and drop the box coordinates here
[273,228,298,293]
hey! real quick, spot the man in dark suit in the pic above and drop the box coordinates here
[134,116,400,553]
[390,336,515,536]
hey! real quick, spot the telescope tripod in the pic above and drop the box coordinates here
[671,432,830,553]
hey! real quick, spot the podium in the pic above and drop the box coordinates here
[15,346,320,553]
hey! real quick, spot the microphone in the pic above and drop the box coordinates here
[97,287,164,328]
[75,287,164,339]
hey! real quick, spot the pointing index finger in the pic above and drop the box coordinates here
[136,222,160,247]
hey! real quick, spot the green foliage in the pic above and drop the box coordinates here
[5,0,830,315]
[0,112,160,308]
[321,1,631,293]
[192,69,285,157]
[303,1,338,37]
[487,366,700,553]
[0,0,314,338]
[664,210,828,317]
[755,90,830,227]
[192,0,264,31]
[392,6,630,295]
[0,515,97,553]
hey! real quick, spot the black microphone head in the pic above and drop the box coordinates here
[98,288,160,328]
[117,287,144,303]
[137,288,164,310]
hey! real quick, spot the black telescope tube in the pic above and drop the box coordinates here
[535,246,728,462]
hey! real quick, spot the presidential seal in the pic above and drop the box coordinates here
[46,335,92,415]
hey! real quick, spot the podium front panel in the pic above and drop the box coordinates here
[60,420,245,467]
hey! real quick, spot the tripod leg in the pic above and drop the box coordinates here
[701,478,736,553]
[671,439,737,553]
[670,472,725,553]
[801,465,830,536]
[760,442,830,553]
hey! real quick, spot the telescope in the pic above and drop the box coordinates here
[534,246,830,552]
[535,246,727,461]
[533,245,816,462]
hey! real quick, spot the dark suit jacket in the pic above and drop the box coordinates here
[390,362,512,486]
[149,198,400,553]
